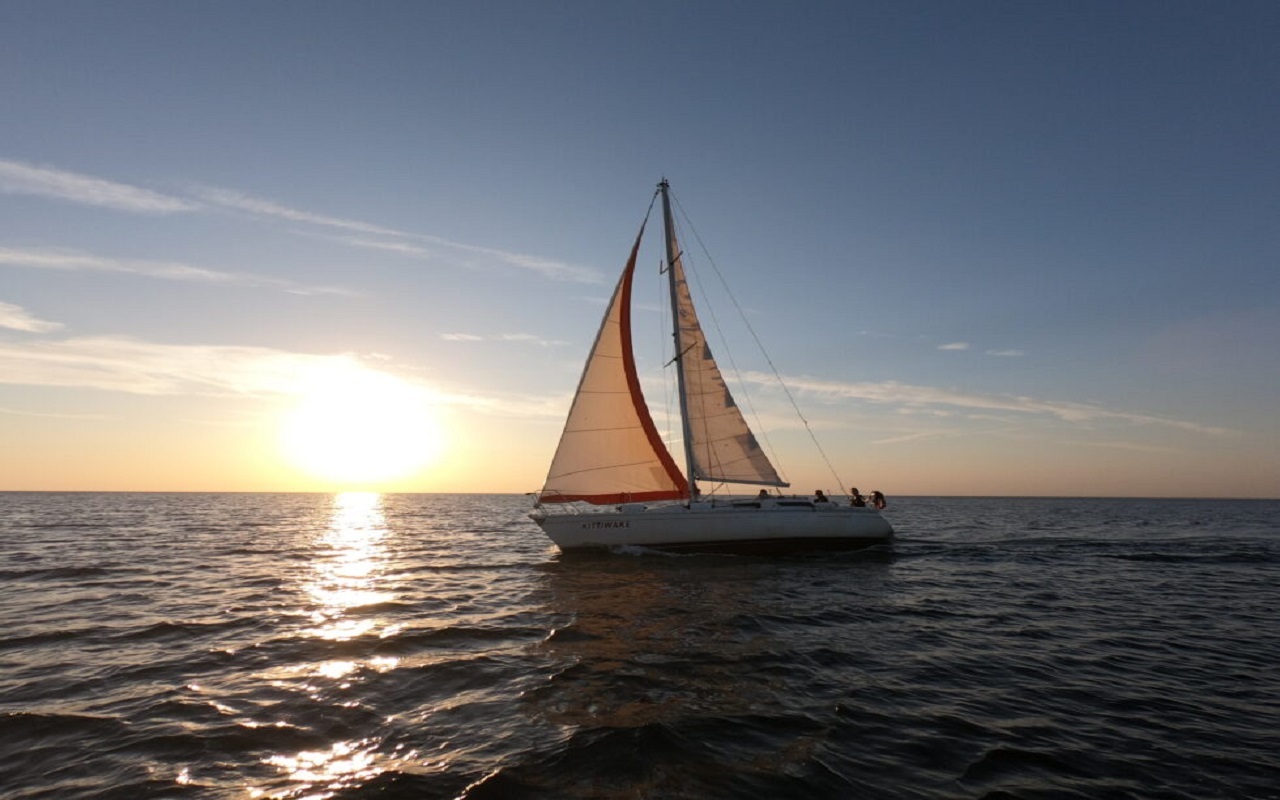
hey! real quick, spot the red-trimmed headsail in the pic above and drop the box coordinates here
[538,224,689,505]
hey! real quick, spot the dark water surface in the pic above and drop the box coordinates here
[1,493,1277,799]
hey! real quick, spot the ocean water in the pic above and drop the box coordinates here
[1,493,1277,800]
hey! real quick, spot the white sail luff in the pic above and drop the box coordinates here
[661,183,787,489]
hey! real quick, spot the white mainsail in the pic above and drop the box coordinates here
[664,216,787,489]
[538,225,688,505]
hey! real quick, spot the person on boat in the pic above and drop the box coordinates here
[871,490,886,510]
[758,489,769,499]
[849,488,866,507]
[814,490,829,503]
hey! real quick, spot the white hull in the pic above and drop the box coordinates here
[530,500,893,554]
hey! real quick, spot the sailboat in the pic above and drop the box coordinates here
[529,180,893,553]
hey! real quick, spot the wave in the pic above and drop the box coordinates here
[0,565,116,580]
[0,711,126,739]
[109,617,268,643]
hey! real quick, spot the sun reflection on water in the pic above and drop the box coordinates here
[302,492,396,641]
[260,492,406,798]
[254,740,384,799]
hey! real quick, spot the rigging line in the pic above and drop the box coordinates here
[670,191,848,494]
[657,257,679,466]
[640,184,661,227]
[642,191,683,469]
[665,342,697,367]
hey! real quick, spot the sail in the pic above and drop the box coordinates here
[538,225,689,505]
[666,222,787,488]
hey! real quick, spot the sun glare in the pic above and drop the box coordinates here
[278,364,444,487]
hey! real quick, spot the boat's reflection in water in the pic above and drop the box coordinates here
[533,555,784,723]
[489,551,896,796]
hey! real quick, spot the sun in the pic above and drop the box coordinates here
[278,363,444,487]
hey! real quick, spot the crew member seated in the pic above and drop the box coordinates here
[814,490,829,503]
[849,487,866,507]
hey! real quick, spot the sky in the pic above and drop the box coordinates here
[1,1,1277,497]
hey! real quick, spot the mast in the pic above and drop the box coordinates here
[659,179,698,498]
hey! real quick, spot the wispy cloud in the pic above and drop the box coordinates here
[500,333,562,345]
[323,235,433,257]
[192,185,406,237]
[0,334,566,423]
[938,342,970,351]
[0,336,348,397]
[440,332,568,347]
[0,405,107,420]
[0,301,63,333]
[871,430,966,445]
[1,159,598,284]
[440,240,599,283]
[743,372,1234,436]
[1068,440,1181,454]
[0,246,353,296]
[0,159,197,214]
[985,349,1025,357]
[0,330,1229,442]
[197,185,601,283]
[430,388,572,420]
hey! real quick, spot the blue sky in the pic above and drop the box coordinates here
[2,1,1277,496]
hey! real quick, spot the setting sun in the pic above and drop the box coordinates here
[278,364,444,487]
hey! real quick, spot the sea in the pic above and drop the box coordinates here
[1,493,1277,800]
